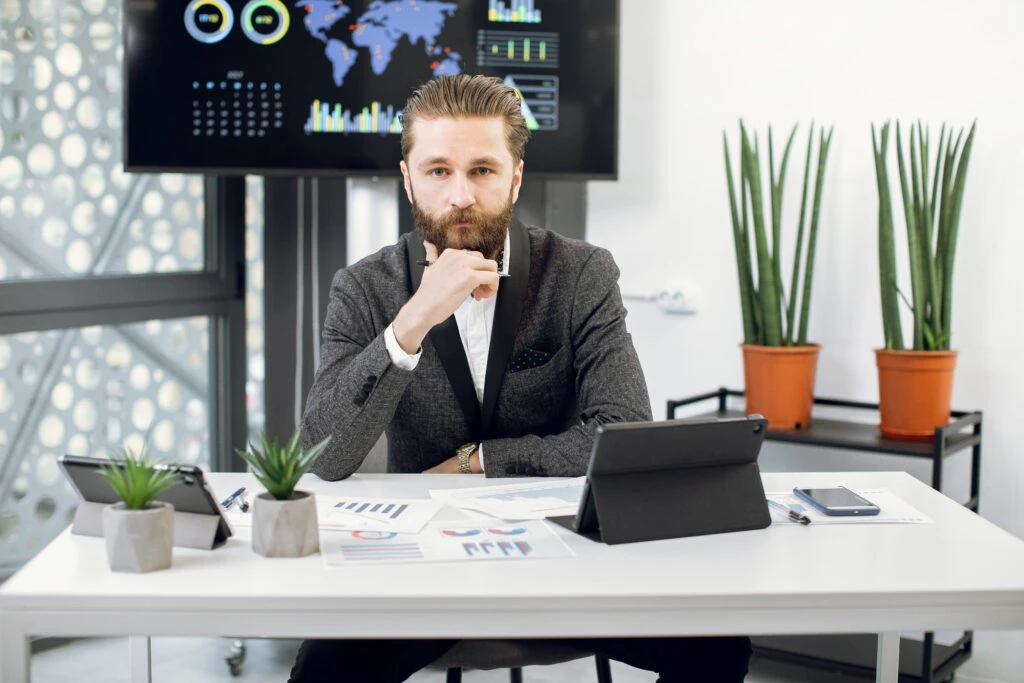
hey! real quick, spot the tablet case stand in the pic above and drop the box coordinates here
[549,415,773,545]
[70,501,229,550]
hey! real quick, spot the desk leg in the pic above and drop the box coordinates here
[875,631,900,683]
[0,615,30,683]
[129,636,152,683]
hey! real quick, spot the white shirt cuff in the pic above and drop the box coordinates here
[384,323,421,370]
[478,443,486,473]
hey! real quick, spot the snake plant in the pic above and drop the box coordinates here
[724,121,834,346]
[236,428,331,500]
[871,120,976,351]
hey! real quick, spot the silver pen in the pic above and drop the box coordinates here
[767,499,811,525]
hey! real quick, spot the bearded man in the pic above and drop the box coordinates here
[293,74,751,683]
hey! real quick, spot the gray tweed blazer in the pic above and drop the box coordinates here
[302,219,652,480]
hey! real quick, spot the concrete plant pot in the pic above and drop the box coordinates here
[252,491,319,558]
[102,502,174,573]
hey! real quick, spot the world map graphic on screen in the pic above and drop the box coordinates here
[299,0,463,87]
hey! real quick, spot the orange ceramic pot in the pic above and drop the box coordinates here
[875,349,958,440]
[741,344,821,430]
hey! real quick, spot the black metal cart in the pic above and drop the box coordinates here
[667,388,983,683]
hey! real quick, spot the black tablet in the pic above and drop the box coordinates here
[59,454,233,545]
[549,415,771,544]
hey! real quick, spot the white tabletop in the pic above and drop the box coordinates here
[2,471,1024,643]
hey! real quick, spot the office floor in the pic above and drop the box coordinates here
[29,636,864,682]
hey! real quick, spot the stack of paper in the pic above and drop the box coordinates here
[765,488,932,525]
[321,519,574,565]
[316,496,443,534]
[429,477,585,520]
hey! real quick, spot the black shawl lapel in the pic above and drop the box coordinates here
[481,219,530,436]
[407,233,482,438]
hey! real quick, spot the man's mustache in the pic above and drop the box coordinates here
[438,208,482,226]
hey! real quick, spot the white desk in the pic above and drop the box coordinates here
[3,471,1024,683]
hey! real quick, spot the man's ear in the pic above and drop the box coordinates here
[400,160,414,204]
[511,159,524,203]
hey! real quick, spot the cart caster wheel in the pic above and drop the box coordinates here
[226,639,247,677]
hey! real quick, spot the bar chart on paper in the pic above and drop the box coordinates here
[335,500,409,519]
[462,540,533,557]
[322,520,573,566]
[317,496,443,533]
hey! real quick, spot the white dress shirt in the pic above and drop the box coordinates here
[383,231,511,472]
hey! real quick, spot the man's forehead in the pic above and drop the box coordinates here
[407,116,511,160]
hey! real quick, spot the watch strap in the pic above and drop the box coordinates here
[456,442,477,474]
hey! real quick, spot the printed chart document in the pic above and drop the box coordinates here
[429,477,585,520]
[223,496,443,534]
[765,488,932,525]
[315,496,443,534]
[321,519,574,565]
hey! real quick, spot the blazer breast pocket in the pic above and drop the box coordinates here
[509,346,560,373]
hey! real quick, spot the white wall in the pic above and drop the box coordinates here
[586,1,1024,680]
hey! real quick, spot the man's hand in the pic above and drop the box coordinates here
[392,241,499,354]
[422,449,482,474]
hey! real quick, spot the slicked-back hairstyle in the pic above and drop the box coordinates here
[400,74,531,163]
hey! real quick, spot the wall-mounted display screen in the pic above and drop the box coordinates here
[124,0,619,178]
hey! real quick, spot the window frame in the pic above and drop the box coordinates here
[0,177,248,472]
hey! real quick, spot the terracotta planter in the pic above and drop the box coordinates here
[252,490,320,558]
[741,344,821,429]
[102,501,174,573]
[876,349,958,440]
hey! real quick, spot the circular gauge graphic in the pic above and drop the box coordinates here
[351,530,397,540]
[184,0,235,44]
[241,0,291,45]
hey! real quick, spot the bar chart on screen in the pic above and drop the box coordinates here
[303,100,403,135]
[476,30,560,68]
[505,74,559,130]
[488,0,543,24]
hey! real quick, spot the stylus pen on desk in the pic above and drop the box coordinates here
[416,260,511,277]
[767,499,812,525]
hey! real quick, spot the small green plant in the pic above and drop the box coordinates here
[723,120,834,346]
[98,446,181,510]
[236,429,331,500]
[871,120,976,351]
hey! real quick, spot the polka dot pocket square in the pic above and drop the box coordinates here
[509,347,556,373]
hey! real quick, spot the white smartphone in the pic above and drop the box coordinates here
[793,486,880,516]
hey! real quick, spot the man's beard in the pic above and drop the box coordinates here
[411,187,514,259]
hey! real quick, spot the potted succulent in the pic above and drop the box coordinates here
[98,447,181,573]
[723,120,834,428]
[236,429,331,558]
[871,120,976,439]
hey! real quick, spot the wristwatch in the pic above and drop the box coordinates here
[455,442,478,474]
